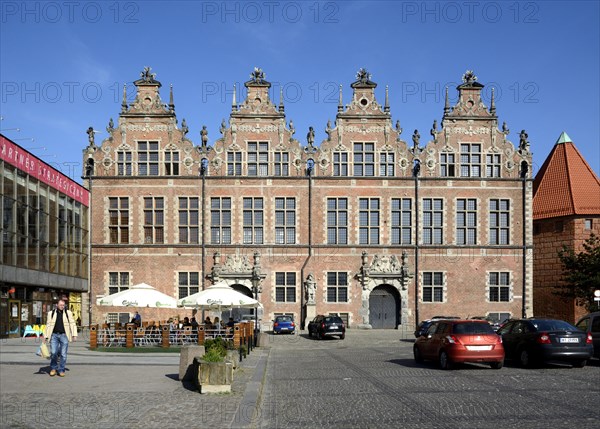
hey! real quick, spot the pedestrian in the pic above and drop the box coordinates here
[44,299,77,377]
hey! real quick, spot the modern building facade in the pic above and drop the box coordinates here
[532,132,600,323]
[84,68,533,330]
[1,134,89,337]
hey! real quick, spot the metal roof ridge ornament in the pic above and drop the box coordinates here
[356,68,371,83]
[250,67,266,84]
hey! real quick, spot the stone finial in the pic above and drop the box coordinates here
[337,84,343,112]
[443,86,450,116]
[384,85,390,113]
[430,119,438,138]
[231,84,237,112]
[169,84,175,113]
[278,86,284,113]
[121,84,128,113]
[490,87,496,115]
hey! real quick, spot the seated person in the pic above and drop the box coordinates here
[190,317,199,331]
[226,317,235,328]
[204,316,212,325]
[131,311,142,327]
[182,317,191,327]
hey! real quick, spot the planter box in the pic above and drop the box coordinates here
[179,345,205,381]
[193,358,233,394]
[225,349,240,369]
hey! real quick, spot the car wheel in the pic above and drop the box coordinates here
[439,351,452,370]
[490,360,504,370]
[519,349,532,368]
[413,345,423,363]
[573,360,587,368]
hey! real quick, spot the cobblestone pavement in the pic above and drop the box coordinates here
[257,330,600,429]
[2,331,599,428]
[0,336,267,429]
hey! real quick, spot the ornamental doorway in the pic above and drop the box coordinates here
[368,284,400,329]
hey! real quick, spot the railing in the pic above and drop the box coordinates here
[89,321,255,350]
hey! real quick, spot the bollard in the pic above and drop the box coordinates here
[126,324,134,348]
[89,325,98,349]
[197,325,205,345]
[161,325,170,348]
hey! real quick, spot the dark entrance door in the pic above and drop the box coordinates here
[229,284,254,322]
[369,285,400,329]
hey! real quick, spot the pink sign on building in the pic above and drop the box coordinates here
[0,135,89,206]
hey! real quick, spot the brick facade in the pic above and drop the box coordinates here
[84,68,533,329]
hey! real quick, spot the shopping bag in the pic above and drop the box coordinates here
[39,342,51,359]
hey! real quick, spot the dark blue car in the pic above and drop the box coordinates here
[273,315,295,334]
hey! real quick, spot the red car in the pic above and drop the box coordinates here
[414,319,505,369]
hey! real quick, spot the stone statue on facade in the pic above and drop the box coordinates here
[519,130,529,152]
[220,119,226,136]
[502,121,509,135]
[106,118,114,134]
[307,126,315,146]
[181,118,189,137]
[201,125,209,147]
[430,120,438,139]
[325,119,332,141]
[86,126,95,147]
[412,129,420,152]
[305,273,317,305]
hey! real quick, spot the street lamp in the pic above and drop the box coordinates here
[594,289,600,310]
[251,271,259,347]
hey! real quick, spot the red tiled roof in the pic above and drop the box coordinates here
[533,134,600,220]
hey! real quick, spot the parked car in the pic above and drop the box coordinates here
[497,318,593,367]
[272,315,295,334]
[413,320,504,370]
[308,315,345,340]
[575,312,600,359]
[414,316,460,338]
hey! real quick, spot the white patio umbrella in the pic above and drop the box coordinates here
[96,283,178,308]
[177,282,260,309]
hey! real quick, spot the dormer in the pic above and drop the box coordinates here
[121,67,175,118]
[443,70,494,121]
[231,67,285,120]
[337,68,390,120]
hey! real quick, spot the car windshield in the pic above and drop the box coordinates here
[453,323,495,334]
[531,320,577,331]
[276,316,292,322]
[325,317,342,324]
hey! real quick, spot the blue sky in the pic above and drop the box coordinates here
[1,1,599,181]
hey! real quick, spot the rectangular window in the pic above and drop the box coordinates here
[333,152,348,176]
[460,143,481,177]
[117,151,132,176]
[489,199,510,245]
[138,141,159,176]
[440,153,455,177]
[489,272,510,302]
[422,272,444,302]
[486,154,502,178]
[380,152,395,176]
[108,272,129,295]
[108,197,129,244]
[227,152,242,176]
[422,198,443,245]
[144,197,164,244]
[274,152,289,176]
[584,219,592,230]
[359,198,380,244]
[353,142,375,176]
[275,272,296,302]
[178,272,200,299]
[391,198,411,245]
[275,197,296,244]
[178,197,199,244]
[248,142,269,176]
[327,272,348,302]
[327,198,348,244]
[488,312,511,325]
[243,197,264,244]
[456,198,477,245]
[210,197,231,244]
[165,151,180,176]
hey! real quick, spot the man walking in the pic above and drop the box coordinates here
[44,299,78,377]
